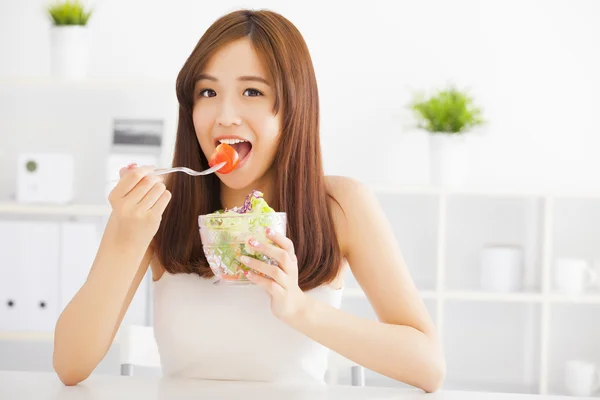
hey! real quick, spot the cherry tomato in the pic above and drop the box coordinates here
[209,143,239,174]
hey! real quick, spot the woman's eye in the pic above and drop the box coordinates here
[199,89,216,98]
[243,88,263,97]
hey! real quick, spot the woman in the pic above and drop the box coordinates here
[53,9,445,392]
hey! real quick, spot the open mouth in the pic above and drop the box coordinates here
[216,138,252,164]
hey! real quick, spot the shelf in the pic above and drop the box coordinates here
[444,291,543,303]
[0,331,54,342]
[0,202,110,217]
[443,291,600,303]
[343,288,437,299]
[0,77,175,90]
[369,184,600,199]
[346,288,600,304]
[548,293,600,304]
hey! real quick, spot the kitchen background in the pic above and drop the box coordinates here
[1,0,600,397]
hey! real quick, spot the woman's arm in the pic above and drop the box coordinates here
[288,177,445,392]
[53,235,153,386]
[53,165,171,386]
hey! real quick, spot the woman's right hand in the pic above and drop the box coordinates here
[107,163,172,246]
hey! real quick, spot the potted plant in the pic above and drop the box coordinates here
[409,85,484,186]
[47,0,93,80]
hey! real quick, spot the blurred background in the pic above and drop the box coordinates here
[1,0,600,397]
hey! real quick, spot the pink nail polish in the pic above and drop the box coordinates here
[126,162,137,169]
[266,228,273,236]
[249,238,259,247]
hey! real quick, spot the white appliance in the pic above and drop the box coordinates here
[16,153,74,204]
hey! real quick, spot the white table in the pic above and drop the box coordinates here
[0,370,576,400]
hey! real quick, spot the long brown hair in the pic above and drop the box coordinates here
[154,9,342,291]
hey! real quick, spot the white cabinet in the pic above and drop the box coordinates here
[341,187,600,395]
[0,221,60,332]
[0,205,151,335]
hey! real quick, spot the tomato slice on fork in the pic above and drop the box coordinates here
[209,143,239,174]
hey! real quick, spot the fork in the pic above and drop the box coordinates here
[108,162,226,183]
[149,162,226,177]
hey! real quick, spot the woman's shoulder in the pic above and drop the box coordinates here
[324,175,366,195]
[324,175,372,254]
[324,175,372,211]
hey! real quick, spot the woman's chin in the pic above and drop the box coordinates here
[217,170,257,191]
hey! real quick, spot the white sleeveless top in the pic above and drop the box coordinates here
[152,271,344,384]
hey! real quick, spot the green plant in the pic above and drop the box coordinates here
[409,86,483,134]
[47,0,93,26]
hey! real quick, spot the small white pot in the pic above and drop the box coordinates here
[50,25,89,80]
[428,132,470,186]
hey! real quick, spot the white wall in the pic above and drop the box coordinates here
[2,0,600,195]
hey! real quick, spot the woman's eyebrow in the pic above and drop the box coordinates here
[197,74,270,86]
[197,73,218,81]
[238,75,270,86]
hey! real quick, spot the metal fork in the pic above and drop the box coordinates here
[108,162,226,183]
[149,162,226,177]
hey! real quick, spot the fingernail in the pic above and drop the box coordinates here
[126,162,137,169]
[266,228,273,236]
[248,238,260,247]
[240,255,251,264]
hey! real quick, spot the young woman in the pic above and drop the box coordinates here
[53,9,445,392]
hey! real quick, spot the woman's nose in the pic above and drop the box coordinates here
[216,98,242,127]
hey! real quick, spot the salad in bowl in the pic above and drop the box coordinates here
[198,190,286,284]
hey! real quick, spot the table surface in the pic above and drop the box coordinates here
[0,370,579,400]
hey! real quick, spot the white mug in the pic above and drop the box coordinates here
[480,245,523,292]
[565,360,600,397]
[554,259,598,295]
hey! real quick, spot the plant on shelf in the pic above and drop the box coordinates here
[46,0,94,80]
[47,0,93,26]
[410,86,483,134]
[408,85,485,186]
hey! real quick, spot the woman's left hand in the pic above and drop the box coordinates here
[239,228,308,322]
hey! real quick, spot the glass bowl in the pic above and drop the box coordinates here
[198,212,287,284]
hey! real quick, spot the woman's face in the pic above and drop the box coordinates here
[192,38,282,190]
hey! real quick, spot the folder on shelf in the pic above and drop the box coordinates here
[0,221,24,331]
[0,221,60,332]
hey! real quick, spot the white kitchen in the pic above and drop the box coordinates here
[1,0,600,399]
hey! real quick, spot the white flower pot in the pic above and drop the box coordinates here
[428,132,470,186]
[50,26,89,80]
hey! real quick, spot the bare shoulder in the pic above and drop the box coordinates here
[324,175,375,255]
[325,175,373,208]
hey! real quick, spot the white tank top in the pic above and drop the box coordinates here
[152,270,344,383]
